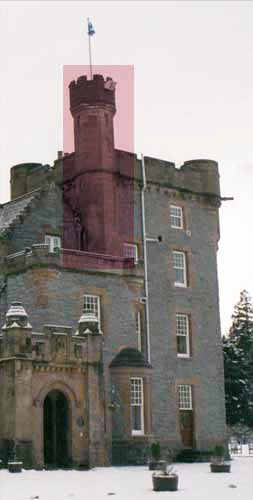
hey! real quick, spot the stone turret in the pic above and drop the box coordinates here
[64,74,122,256]
[0,303,33,467]
[78,310,101,335]
[10,163,48,200]
[2,302,32,358]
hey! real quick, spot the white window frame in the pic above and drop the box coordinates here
[83,294,101,330]
[178,384,193,410]
[176,313,190,358]
[130,377,144,435]
[45,235,61,253]
[173,251,187,287]
[135,311,142,351]
[123,243,138,264]
[170,205,183,229]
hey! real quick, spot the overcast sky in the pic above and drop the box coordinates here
[0,0,252,335]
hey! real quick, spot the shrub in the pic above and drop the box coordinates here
[212,444,225,458]
[151,442,161,461]
[176,448,213,463]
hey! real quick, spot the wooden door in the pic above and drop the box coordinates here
[179,410,194,447]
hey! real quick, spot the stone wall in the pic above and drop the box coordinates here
[145,184,225,450]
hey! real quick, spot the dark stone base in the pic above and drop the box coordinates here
[74,462,90,470]
[176,448,213,463]
[210,463,231,473]
[112,439,150,465]
[44,463,73,470]
[152,474,178,491]
[34,465,44,471]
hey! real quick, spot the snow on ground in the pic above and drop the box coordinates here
[0,450,252,500]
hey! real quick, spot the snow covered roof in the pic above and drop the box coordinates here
[0,189,41,236]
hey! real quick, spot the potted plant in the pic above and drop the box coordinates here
[210,444,230,473]
[8,461,23,473]
[152,463,179,492]
[149,442,166,471]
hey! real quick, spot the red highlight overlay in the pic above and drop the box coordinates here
[62,65,136,270]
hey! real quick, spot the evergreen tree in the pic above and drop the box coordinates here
[223,290,253,427]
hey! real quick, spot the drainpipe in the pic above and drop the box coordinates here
[140,154,151,364]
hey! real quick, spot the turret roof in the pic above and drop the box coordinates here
[109,347,152,368]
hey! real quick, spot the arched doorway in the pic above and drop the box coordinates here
[43,390,70,467]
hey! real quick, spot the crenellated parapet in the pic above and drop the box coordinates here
[9,153,221,201]
[143,157,220,199]
[69,74,116,112]
[9,161,63,201]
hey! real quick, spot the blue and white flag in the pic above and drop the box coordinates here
[88,20,95,36]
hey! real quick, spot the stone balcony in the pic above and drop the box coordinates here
[0,244,144,277]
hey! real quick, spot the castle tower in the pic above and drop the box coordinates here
[66,74,121,256]
[69,74,116,172]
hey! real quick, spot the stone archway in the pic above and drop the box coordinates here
[43,390,70,467]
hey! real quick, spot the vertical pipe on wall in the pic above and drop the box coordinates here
[140,154,151,363]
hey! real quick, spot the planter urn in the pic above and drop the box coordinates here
[8,461,23,473]
[210,463,231,473]
[152,473,179,491]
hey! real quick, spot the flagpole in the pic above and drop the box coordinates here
[87,17,93,80]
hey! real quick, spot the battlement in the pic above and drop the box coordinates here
[69,74,116,111]
[10,163,46,199]
[8,152,220,204]
[143,156,220,198]
[9,160,63,201]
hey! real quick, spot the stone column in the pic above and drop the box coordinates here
[77,309,108,466]
[0,302,33,466]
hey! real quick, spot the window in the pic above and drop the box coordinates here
[131,378,144,435]
[83,295,101,329]
[135,311,142,351]
[173,251,187,287]
[45,235,61,253]
[178,384,192,410]
[170,205,183,229]
[124,243,138,264]
[176,314,190,357]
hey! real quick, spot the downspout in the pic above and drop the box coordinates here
[140,154,151,363]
